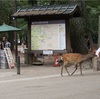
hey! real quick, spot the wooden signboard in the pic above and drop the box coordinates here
[4,48,15,69]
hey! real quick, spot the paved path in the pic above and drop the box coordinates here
[0,51,100,99]
[0,69,100,99]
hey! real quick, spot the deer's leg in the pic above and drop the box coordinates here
[65,66,70,76]
[61,62,69,76]
[71,64,78,75]
[61,65,64,76]
[79,63,83,75]
[61,63,66,76]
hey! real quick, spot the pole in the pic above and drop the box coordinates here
[17,56,20,74]
[98,15,100,47]
[14,0,18,63]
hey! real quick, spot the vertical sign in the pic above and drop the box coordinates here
[4,48,15,69]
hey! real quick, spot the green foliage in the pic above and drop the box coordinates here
[85,1,100,35]
[26,0,69,6]
[0,0,14,25]
[70,1,100,37]
[86,1,100,8]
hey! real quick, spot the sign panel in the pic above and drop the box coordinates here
[43,50,53,55]
[31,20,66,50]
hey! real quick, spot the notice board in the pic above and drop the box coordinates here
[31,20,66,50]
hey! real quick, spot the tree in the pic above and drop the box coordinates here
[70,1,100,53]
[0,0,14,25]
[28,0,37,6]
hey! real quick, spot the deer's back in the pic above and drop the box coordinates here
[62,53,82,64]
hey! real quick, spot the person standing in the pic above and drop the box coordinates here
[1,36,6,50]
[20,41,25,53]
[5,39,11,48]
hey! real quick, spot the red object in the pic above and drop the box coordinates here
[54,54,59,66]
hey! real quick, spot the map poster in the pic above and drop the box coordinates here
[31,20,66,50]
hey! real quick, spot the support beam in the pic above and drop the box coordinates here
[65,18,72,53]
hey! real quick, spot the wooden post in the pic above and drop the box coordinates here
[65,18,72,53]
[98,15,100,47]
[17,56,20,74]
[92,57,98,71]
[27,18,31,64]
[24,48,28,64]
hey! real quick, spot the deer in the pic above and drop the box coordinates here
[60,52,95,76]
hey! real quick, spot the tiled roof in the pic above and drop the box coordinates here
[12,4,83,18]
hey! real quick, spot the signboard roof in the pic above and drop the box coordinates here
[12,4,83,18]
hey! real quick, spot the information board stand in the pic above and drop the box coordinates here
[4,48,15,69]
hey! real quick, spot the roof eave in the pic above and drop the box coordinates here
[11,4,83,19]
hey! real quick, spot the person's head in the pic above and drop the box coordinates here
[2,36,6,41]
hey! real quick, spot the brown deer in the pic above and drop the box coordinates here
[61,52,95,76]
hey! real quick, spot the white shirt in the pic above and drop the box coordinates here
[95,47,100,57]
[5,41,11,48]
